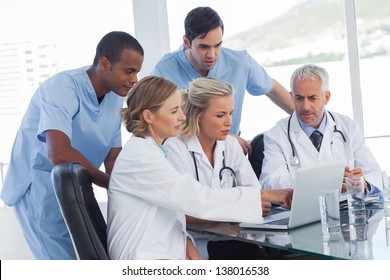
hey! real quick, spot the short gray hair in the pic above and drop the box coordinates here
[290,64,329,94]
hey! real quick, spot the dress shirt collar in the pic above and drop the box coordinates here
[297,110,328,138]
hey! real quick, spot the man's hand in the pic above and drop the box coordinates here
[231,134,251,155]
[342,166,366,193]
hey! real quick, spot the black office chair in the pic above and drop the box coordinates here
[248,133,265,179]
[51,162,109,260]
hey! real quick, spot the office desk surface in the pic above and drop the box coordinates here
[187,207,390,260]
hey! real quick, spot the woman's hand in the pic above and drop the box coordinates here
[261,198,272,217]
[186,239,203,260]
[261,189,293,209]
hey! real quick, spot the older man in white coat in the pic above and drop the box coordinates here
[260,64,382,194]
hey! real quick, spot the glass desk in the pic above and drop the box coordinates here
[187,204,390,260]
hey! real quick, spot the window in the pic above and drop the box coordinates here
[165,0,390,174]
[355,0,390,174]
[166,0,351,136]
[0,0,136,203]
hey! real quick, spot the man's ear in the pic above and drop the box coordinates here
[183,35,191,49]
[99,56,110,70]
[289,91,294,102]
[324,90,331,105]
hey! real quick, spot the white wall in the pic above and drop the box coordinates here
[0,207,35,260]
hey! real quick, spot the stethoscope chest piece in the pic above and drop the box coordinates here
[289,155,300,166]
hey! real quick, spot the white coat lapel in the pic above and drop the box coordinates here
[290,113,318,158]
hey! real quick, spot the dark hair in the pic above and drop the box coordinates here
[92,31,144,66]
[184,7,224,43]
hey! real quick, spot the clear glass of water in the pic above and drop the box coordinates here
[318,188,341,241]
[383,177,390,227]
[383,173,390,247]
[345,176,366,225]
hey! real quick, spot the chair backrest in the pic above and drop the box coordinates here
[51,162,109,260]
[248,133,265,179]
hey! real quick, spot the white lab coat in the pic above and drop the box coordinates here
[164,135,261,190]
[260,111,383,191]
[164,136,262,258]
[107,136,262,260]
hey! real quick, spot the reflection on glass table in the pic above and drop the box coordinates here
[187,205,390,260]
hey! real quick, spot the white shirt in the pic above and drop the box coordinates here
[260,111,383,191]
[107,136,262,260]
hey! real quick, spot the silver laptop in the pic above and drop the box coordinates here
[240,160,346,230]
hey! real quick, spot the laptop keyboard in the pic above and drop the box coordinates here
[267,217,290,225]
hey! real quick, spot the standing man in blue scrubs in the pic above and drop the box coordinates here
[1,31,144,259]
[151,6,294,155]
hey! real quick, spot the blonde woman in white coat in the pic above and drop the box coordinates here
[163,77,292,259]
[260,64,382,194]
[107,76,268,260]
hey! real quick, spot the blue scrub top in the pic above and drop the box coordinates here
[151,45,273,135]
[1,66,123,212]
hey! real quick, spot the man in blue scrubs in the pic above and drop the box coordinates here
[1,31,144,259]
[151,6,294,155]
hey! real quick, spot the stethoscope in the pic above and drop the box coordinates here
[287,111,347,166]
[191,150,237,188]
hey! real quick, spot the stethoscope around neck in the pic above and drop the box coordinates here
[287,111,347,166]
[191,150,237,188]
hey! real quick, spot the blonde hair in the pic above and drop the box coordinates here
[121,76,178,137]
[181,77,234,140]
